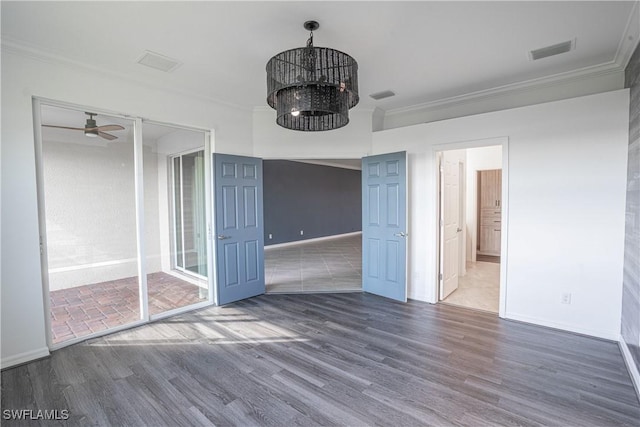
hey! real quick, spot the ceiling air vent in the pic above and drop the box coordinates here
[369,90,396,100]
[137,50,182,72]
[529,40,575,61]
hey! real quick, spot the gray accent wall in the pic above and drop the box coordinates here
[263,160,361,245]
[623,41,640,373]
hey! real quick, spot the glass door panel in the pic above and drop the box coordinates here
[173,156,184,268]
[40,104,140,344]
[180,151,207,276]
[142,122,209,316]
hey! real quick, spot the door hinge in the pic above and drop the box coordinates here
[439,273,443,281]
[439,219,443,227]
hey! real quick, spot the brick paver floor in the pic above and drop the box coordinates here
[50,272,206,343]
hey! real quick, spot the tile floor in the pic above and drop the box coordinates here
[265,234,362,293]
[50,272,206,343]
[441,261,500,313]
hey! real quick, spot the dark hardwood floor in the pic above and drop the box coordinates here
[2,293,639,426]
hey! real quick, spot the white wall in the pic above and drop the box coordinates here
[373,89,629,340]
[1,49,252,367]
[43,136,141,290]
[144,148,166,277]
[252,107,373,159]
[465,145,502,262]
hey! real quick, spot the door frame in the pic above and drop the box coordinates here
[433,137,509,318]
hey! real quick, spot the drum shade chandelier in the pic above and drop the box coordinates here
[266,21,359,131]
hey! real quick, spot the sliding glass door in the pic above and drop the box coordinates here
[36,101,212,347]
[172,150,207,278]
[142,123,211,318]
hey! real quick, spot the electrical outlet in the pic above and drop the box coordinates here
[268,234,273,240]
[561,293,572,305]
[300,230,304,235]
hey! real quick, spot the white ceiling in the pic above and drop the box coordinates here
[2,1,638,114]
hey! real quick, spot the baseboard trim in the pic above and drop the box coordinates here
[265,231,362,250]
[619,336,640,402]
[505,312,619,341]
[1,347,50,370]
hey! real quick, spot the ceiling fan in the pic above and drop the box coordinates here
[42,112,125,141]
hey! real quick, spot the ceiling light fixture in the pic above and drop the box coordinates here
[266,20,359,131]
[84,113,99,138]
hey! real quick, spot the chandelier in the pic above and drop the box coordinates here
[266,21,359,131]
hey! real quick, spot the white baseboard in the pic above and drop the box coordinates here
[1,347,50,370]
[265,231,362,250]
[619,336,640,401]
[505,312,619,341]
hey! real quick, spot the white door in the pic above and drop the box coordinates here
[440,152,462,299]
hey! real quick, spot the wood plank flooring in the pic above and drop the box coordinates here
[2,293,639,426]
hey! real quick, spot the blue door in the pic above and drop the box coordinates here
[362,152,408,302]
[214,154,265,305]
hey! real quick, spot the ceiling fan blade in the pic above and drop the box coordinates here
[96,124,125,132]
[42,124,85,131]
[98,131,118,141]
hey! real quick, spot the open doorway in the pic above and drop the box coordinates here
[437,145,503,313]
[263,159,362,293]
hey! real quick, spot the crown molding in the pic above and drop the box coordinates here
[1,37,252,112]
[385,60,622,118]
[615,0,640,69]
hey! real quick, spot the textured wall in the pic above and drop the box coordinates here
[263,161,361,245]
[623,42,640,371]
[43,140,163,290]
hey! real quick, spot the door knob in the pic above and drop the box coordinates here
[217,235,231,240]
[456,227,462,233]
[394,232,408,238]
